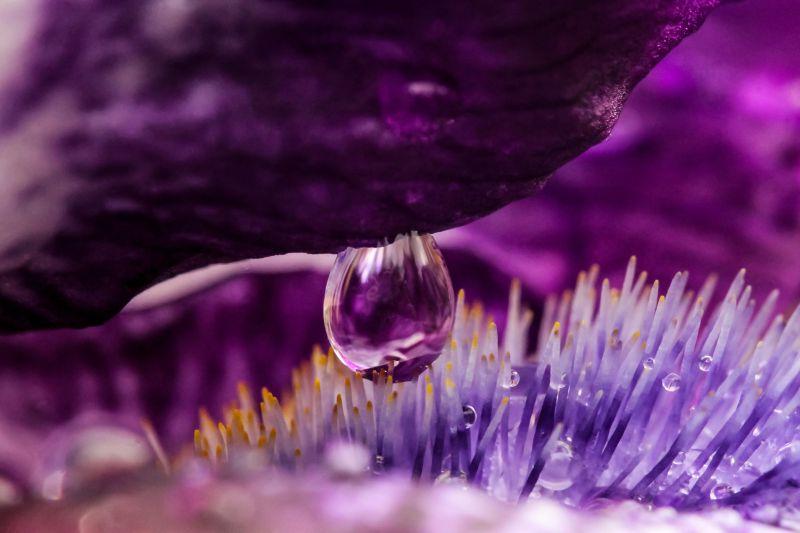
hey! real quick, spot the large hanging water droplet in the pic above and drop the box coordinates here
[324,232,455,381]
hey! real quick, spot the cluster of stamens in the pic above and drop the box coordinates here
[194,257,800,514]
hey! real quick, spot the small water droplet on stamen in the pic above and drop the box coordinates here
[462,405,477,428]
[710,483,733,500]
[434,470,468,488]
[662,372,681,392]
[503,369,520,389]
[699,355,713,372]
[643,358,655,370]
[373,455,385,474]
[539,441,574,491]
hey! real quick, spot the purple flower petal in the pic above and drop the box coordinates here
[0,0,722,331]
[447,0,800,309]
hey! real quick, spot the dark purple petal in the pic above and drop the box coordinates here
[448,0,800,309]
[0,0,722,331]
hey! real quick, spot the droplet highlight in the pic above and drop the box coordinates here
[324,232,455,381]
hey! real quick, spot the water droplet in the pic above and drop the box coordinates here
[462,405,477,428]
[434,471,468,488]
[643,358,655,370]
[741,461,761,478]
[0,475,23,507]
[503,370,520,389]
[672,452,686,465]
[379,75,459,139]
[324,442,370,478]
[373,455,385,474]
[662,372,681,392]
[550,372,568,390]
[575,388,589,404]
[539,441,574,491]
[779,441,800,461]
[40,424,151,499]
[699,355,713,372]
[324,232,455,382]
[710,483,733,500]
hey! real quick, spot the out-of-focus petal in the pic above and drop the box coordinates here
[0,269,327,459]
[1,472,784,532]
[446,0,800,308]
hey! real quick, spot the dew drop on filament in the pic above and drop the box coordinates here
[503,369,520,389]
[710,483,733,500]
[323,232,455,382]
[539,441,574,491]
[462,405,477,428]
[662,372,681,392]
[435,471,468,488]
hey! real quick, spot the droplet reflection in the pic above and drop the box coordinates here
[324,232,455,381]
